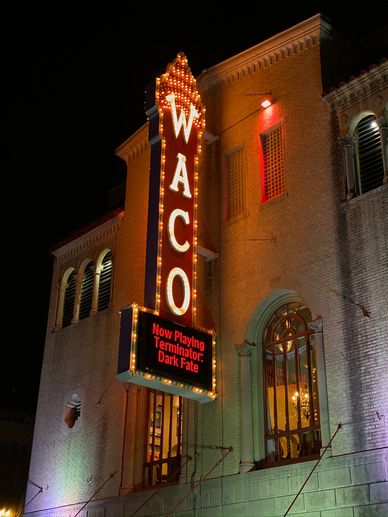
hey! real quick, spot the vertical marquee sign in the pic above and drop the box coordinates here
[117,53,216,403]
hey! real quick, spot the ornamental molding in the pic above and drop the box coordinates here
[235,340,256,356]
[115,123,148,165]
[197,14,328,93]
[322,60,388,111]
[114,16,330,157]
[53,211,123,262]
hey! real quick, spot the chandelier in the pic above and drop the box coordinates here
[292,388,310,420]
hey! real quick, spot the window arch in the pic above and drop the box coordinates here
[246,290,327,468]
[354,114,385,194]
[79,260,94,320]
[97,250,113,311]
[62,269,76,328]
[262,302,321,465]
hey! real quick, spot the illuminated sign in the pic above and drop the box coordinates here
[144,52,205,327]
[117,53,216,403]
[117,304,216,402]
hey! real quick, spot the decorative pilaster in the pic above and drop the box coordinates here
[90,270,100,315]
[308,319,330,455]
[236,340,255,473]
[55,283,66,330]
[377,118,388,184]
[71,270,82,324]
[339,136,356,199]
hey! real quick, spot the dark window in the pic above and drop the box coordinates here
[355,114,384,194]
[98,251,112,311]
[144,390,182,487]
[62,271,76,327]
[226,147,246,220]
[261,125,284,203]
[263,302,321,465]
[79,262,94,320]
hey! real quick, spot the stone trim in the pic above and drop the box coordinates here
[323,60,388,110]
[115,124,148,165]
[53,212,123,262]
[236,340,256,473]
[197,14,328,93]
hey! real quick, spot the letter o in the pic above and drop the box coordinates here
[166,267,190,316]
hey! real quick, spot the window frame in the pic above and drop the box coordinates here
[259,123,285,205]
[96,249,113,312]
[225,145,247,221]
[59,267,76,328]
[78,260,94,320]
[353,113,385,195]
[246,289,330,467]
[143,389,183,488]
[262,302,321,465]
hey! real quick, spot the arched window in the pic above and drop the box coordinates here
[98,251,113,311]
[355,114,384,194]
[79,261,94,320]
[62,270,76,327]
[263,302,321,465]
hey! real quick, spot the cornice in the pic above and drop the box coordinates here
[115,123,148,165]
[322,60,388,111]
[53,211,123,262]
[113,16,330,157]
[197,14,329,93]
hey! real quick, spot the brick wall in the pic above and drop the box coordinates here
[24,16,388,517]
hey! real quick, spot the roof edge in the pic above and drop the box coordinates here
[197,14,330,93]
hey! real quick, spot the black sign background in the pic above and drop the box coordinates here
[136,310,213,391]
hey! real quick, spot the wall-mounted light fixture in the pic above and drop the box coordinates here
[243,91,273,109]
[260,96,273,109]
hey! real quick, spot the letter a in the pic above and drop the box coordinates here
[169,153,192,198]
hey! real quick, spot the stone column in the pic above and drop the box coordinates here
[55,283,66,330]
[236,340,255,473]
[308,319,330,455]
[90,269,100,315]
[340,136,356,199]
[71,268,84,323]
[377,118,388,184]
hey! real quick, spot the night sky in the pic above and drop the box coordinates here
[2,2,387,414]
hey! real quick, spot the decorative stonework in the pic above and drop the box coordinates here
[53,212,123,262]
[323,60,388,111]
[308,318,323,333]
[198,14,328,93]
[235,340,256,473]
[115,124,148,165]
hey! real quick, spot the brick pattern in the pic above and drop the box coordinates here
[24,450,388,516]
[24,17,388,517]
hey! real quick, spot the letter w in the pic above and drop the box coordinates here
[166,92,199,143]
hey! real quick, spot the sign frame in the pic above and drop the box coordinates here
[117,303,216,403]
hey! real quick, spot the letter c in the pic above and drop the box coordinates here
[168,209,190,252]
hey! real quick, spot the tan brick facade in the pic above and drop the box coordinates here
[24,14,388,517]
